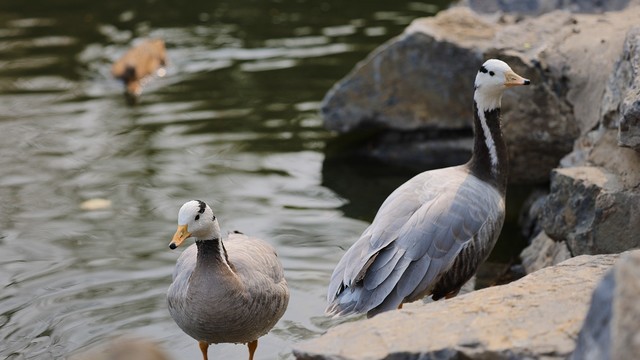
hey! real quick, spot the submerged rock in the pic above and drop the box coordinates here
[71,338,170,360]
[570,250,640,360]
[294,254,618,360]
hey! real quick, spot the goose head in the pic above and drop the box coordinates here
[474,59,530,112]
[169,200,221,249]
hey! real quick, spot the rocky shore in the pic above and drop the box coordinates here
[302,0,640,358]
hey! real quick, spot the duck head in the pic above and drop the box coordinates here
[169,200,221,249]
[474,59,530,112]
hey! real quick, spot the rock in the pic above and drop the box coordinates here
[520,231,571,274]
[528,22,640,254]
[321,7,490,133]
[601,26,640,151]
[463,0,636,16]
[540,166,640,255]
[294,254,618,360]
[570,250,640,360]
[334,130,474,173]
[517,189,548,241]
[79,198,112,211]
[619,100,640,151]
[323,6,640,183]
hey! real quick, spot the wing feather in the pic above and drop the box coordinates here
[326,166,505,317]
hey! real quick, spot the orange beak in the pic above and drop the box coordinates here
[504,70,530,87]
[169,224,191,250]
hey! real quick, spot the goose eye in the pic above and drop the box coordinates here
[489,71,495,76]
[195,215,200,221]
[212,215,216,221]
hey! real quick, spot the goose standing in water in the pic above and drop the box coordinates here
[167,200,289,360]
[326,59,530,317]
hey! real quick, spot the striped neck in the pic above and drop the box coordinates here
[196,238,234,272]
[467,101,508,193]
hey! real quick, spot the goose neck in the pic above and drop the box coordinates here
[195,239,234,272]
[468,101,508,193]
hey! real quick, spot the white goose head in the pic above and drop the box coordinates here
[169,200,221,249]
[474,59,530,112]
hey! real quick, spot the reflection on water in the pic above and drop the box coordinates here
[0,0,527,359]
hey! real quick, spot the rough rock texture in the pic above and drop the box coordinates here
[570,250,640,360]
[518,189,548,241]
[520,231,571,274]
[321,7,491,133]
[518,17,640,255]
[601,26,640,151]
[540,166,640,255]
[463,0,637,15]
[294,254,618,360]
[322,6,640,183]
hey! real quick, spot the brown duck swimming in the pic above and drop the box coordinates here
[112,38,166,99]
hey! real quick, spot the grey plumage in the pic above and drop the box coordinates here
[327,167,504,317]
[168,233,289,344]
[167,200,289,359]
[326,59,529,317]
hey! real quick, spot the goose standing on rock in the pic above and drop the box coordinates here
[326,59,530,317]
[167,200,289,360]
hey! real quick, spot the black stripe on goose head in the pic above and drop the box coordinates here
[479,65,488,73]
[196,200,206,214]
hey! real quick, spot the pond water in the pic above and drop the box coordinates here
[0,0,528,359]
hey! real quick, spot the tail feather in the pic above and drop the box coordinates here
[325,284,363,317]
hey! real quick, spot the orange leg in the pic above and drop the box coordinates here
[198,341,209,360]
[248,339,258,360]
[398,303,403,309]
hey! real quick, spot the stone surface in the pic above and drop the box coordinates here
[463,0,635,15]
[601,26,640,151]
[583,129,640,188]
[540,166,640,255]
[321,7,489,133]
[322,6,640,183]
[518,189,547,241]
[611,251,640,359]
[520,231,571,274]
[294,254,618,360]
[570,250,640,360]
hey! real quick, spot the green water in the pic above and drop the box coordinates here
[0,1,530,359]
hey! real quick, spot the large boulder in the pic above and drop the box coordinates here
[536,25,640,256]
[293,254,618,360]
[540,166,640,255]
[322,5,640,183]
[548,26,640,253]
[570,250,640,360]
[321,7,491,133]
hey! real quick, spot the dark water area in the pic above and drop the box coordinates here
[0,0,530,358]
